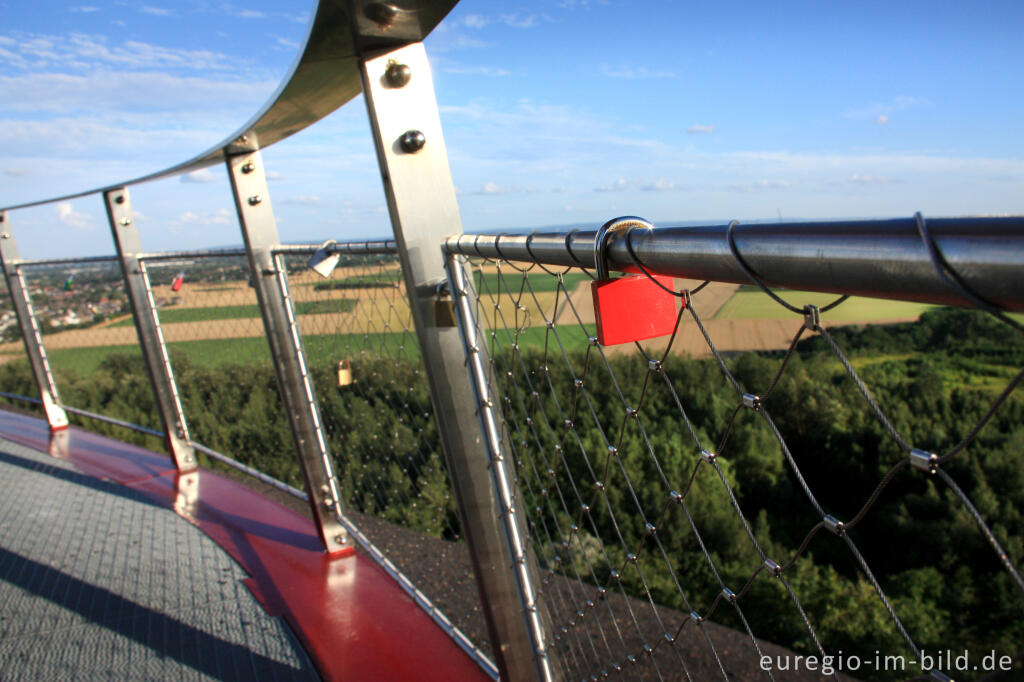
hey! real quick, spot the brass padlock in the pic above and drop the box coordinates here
[337,360,354,387]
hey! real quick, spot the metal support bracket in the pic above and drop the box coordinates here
[0,211,68,431]
[358,39,556,681]
[225,149,353,556]
[104,189,196,471]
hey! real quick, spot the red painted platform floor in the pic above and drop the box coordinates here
[0,409,492,682]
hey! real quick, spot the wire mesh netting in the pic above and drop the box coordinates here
[12,259,164,440]
[450,247,1024,682]
[138,254,310,484]
[280,249,491,661]
[0,277,22,396]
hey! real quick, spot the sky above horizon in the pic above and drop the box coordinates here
[1,0,1022,258]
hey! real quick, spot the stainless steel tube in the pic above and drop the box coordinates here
[445,216,1024,312]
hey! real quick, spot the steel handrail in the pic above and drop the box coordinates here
[446,215,1024,312]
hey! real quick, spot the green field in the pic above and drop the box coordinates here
[310,271,402,290]
[714,290,939,321]
[474,271,590,296]
[35,322,603,378]
[46,344,145,378]
[109,299,357,327]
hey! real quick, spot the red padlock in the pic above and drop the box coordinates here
[590,217,679,346]
[592,274,678,346]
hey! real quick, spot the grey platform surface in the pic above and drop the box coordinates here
[0,436,320,681]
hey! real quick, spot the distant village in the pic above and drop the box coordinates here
[0,257,252,341]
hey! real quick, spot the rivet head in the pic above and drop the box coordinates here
[248,195,262,206]
[399,130,426,154]
[365,1,398,26]
[119,217,132,226]
[334,534,347,545]
[241,161,255,174]
[114,195,125,204]
[384,61,412,87]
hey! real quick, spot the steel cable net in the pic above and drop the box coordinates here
[0,280,19,386]
[13,260,160,437]
[140,256,302,480]
[280,251,489,656]
[455,245,1023,682]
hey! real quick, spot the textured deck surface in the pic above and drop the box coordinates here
[0,409,493,682]
[0,433,319,681]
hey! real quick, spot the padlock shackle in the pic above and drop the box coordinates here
[593,216,654,280]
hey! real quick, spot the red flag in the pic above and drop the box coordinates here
[171,272,184,292]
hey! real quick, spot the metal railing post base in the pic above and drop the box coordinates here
[104,189,197,472]
[0,211,69,432]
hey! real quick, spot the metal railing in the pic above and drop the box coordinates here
[0,1,1021,680]
[442,221,1024,681]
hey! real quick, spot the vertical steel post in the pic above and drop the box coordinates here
[357,42,555,681]
[225,148,353,556]
[0,211,68,431]
[104,189,196,471]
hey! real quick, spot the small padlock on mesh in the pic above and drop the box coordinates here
[337,360,354,387]
[590,217,679,346]
[309,240,341,279]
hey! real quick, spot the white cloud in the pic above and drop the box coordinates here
[601,64,675,79]
[266,170,284,181]
[463,13,538,29]
[499,13,537,28]
[460,181,518,196]
[641,178,679,192]
[276,37,299,49]
[171,208,231,227]
[444,65,510,77]
[849,174,890,184]
[0,32,240,73]
[435,35,492,50]
[57,202,95,230]
[237,10,265,19]
[844,95,923,121]
[139,6,173,17]
[4,168,29,177]
[0,70,274,115]
[595,178,629,193]
[282,195,322,205]
[687,124,715,134]
[70,6,100,12]
[723,179,792,193]
[180,169,216,184]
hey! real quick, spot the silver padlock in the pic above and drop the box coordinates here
[308,239,340,278]
[337,360,354,387]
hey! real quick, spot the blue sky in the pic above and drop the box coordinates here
[1,0,1022,258]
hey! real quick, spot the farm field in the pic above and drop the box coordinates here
[1,262,990,374]
[108,298,358,327]
[714,288,938,321]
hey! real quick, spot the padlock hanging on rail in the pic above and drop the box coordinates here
[309,240,341,279]
[337,360,354,387]
[590,217,678,346]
